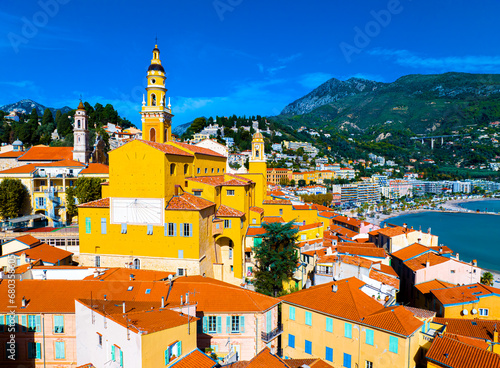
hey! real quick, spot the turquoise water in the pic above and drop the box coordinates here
[385,210,500,273]
[459,199,500,213]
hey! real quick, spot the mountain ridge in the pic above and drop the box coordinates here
[0,99,73,117]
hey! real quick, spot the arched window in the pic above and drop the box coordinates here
[222,168,225,173]
[165,129,168,142]
[256,149,260,158]
[150,128,156,142]
[211,168,214,173]
[77,119,80,129]
[170,163,176,175]
[205,168,208,174]
[184,164,189,175]
[133,258,140,270]
[151,94,157,106]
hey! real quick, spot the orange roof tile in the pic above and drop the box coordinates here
[216,204,245,218]
[222,178,249,186]
[137,140,193,157]
[298,222,323,231]
[247,227,266,236]
[0,151,24,158]
[378,264,398,277]
[36,159,86,167]
[444,333,490,350]
[336,245,387,258]
[296,238,323,248]
[431,283,500,306]
[18,147,73,161]
[83,268,174,282]
[80,163,109,174]
[11,234,41,247]
[426,335,500,368]
[369,269,400,289]
[78,197,110,208]
[11,243,73,264]
[0,163,38,174]
[262,216,284,223]
[332,215,363,227]
[433,318,500,341]
[363,305,423,336]
[404,252,450,271]
[250,206,264,214]
[293,205,310,210]
[235,347,290,368]
[403,306,436,319]
[318,211,337,218]
[174,142,225,158]
[391,243,432,261]
[310,204,332,212]
[166,192,215,211]
[377,226,415,238]
[170,349,218,368]
[263,199,292,205]
[329,225,358,239]
[286,358,331,368]
[187,176,225,186]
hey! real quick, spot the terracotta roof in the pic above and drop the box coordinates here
[262,216,284,223]
[36,159,86,167]
[391,243,432,262]
[247,227,266,236]
[170,349,218,368]
[187,176,225,186]
[18,147,73,161]
[293,205,310,210]
[83,268,174,282]
[222,178,249,186]
[10,243,73,264]
[426,335,500,368]
[137,140,193,157]
[166,192,215,210]
[378,264,398,277]
[404,306,436,319]
[430,245,454,255]
[329,225,358,239]
[11,234,41,247]
[444,333,490,350]
[80,163,109,174]
[336,245,387,258]
[404,252,450,271]
[0,163,38,174]
[216,204,245,218]
[433,318,500,341]
[363,305,423,336]
[174,142,225,157]
[431,283,500,306]
[377,226,415,238]
[0,151,24,158]
[228,347,290,368]
[250,206,264,214]
[78,197,110,208]
[296,238,323,248]
[263,199,292,205]
[332,215,362,227]
[310,204,332,212]
[286,358,331,368]
[270,190,286,196]
[298,222,323,231]
[369,269,400,289]
[318,211,337,218]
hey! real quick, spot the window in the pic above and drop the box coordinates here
[305,311,312,326]
[288,334,295,348]
[121,223,127,234]
[252,218,256,224]
[217,168,220,173]
[227,316,245,333]
[181,223,192,237]
[325,346,333,362]
[184,164,189,175]
[230,265,234,272]
[365,329,374,345]
[389,336,398,354]
[301,234,306,241]
[326,317,333,333]
[211,168,214,173]
[289,306,295,321]
[28,315,41,332]
[206,316,219,334]
[305,340,312,354]
[479,308,489,316]
[343,353,352,368]
[178,250,184,259]
[165,341,182,364]
[205,168,208,173]
[366,361,374,368]
[85,217,91,234]
[279,209,283,215]
[170,163,176,175]
[451,270,455,274]
[100,218,107,234]
[147,224,153,235]
[97,333,102,347]
[112,345,123,366]
[224,219,231,229]
[165,222,176,237]
[149,128,156,142]
[95,256,100,267]
[36,197,45,208]
[193,190,202,197]
[54,315,64,334]
[229,247,233,260]
[133,258,140,270]
[55,341,65,359]
[28,342,41,359]
[197,168,201,174]
[177,268,186,276]
[227,189,235,196]
[344,322,352,338]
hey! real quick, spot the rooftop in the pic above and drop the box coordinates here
[18,146,73,161]
[391,242,432,262]
[80,163,109,174]
[431,283,500,306]
[216,204,245,218]
[8,243,73,264]
[78,197,110,208]
[377,226,415,238]
[169,349,218,368]
[404,252,450,271]
[137,140,193,157]
[433,317,500,341]
[166,192,215,211]
[415,279,457,295]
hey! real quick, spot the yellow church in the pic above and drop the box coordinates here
[78,44,324,285]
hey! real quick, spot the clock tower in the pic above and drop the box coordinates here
[140,44,173,143]
[73,100,91,163]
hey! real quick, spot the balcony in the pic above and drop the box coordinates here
[261,323,283,343]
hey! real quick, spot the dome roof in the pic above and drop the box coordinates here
[253,131,264,139]
[77,101,85,110]
[13,139,23,146]
[148,64,165,72]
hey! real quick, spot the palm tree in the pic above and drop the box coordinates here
[481,272,494,286]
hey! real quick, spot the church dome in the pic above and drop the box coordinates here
[77,101,85,110]
[13,139,23,146]
[253,131,264,140]
[148,64,165,72]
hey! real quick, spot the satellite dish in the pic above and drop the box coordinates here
[168,274,173,281]
[462,309,469,316]
[471,309,477,315]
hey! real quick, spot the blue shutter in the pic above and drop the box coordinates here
[202,317,208,333]
[389,336,398,353]
[173,223,177,236]
[289,306,295,321]
[111,345,115,361]
[36,343,41,359]
[101,218,106,234]
[164,223,168,236]
[165,349,169,364]
[288,334,295,348]
[344,323,352,338]
[226,316,230,333]
[35,315,41,332]
[180,223,184,237]
[189,223,193,237]
[55,341,65,359]
[178,250,184,259]
[177,341,182,357]
[305,311,312,326]
[305,340,312,354]
[266,311,272,333]
[217,316,222,333]
[120,350,123,367]
[366,329,374,345]
[85,217,91,234]
[343,353,352,368]
[326,317,333,333]
[240,316,245,333]
[0,315,4,332]
[325,346,333,362]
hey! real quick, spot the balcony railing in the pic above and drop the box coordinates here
[261,323,283,342]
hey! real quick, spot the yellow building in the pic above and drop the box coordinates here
[280,278,426,368]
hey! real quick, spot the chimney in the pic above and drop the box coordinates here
[332,284,338,293]
[456,253,460,260]
[122,302,126,314]
[180,295,183,305]
[161,297,165,308]
[426,260,430,268]
[472,259,477,267]
[185,293,189,305]
[428,227,431,234]
[403,223,407,228]
[21,296,26,308]
[129,274,135,281]
[104,295,107,301]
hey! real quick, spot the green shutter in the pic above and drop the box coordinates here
[177,341,182,357]
[111,345,115,361]
[55,341,65,359]
[326,317,333,333]
[289,306,295,321]
[390,336,398,353]
[345,323,352,338]
[202,317,208,333]
[217,316,222,333]
[366,329,374,345]
[240,316,245,333]
[226,316,230,333]
[120,350,123,367]
[164,349,169,364]
[21,315,27,332]
[0,315,4,332]
[35,315,41,332]
[85,217,91,234]
[305,311,312,326]
[36,343,41,359]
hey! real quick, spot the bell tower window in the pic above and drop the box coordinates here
[151,94,156,106]
[256,150,259,158]
[150,128,156,142]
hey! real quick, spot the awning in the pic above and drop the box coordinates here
[2,214,45,224]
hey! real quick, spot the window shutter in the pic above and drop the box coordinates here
[180,223,184,237]
[35,315,41,332]
[21,315,27,332]
[217,316,222,333]
[226,316,230,333]
[36,343,41,359]
[197,319,202,333]
[177,341,182,357]
[0,315,4,332]
[28,342,33,359]
[326,317,333,333]
[174,223,177,236]
[164,223,168,236]
[120,350,123,367]
[101,218,107,234]
[203,317,208,333]
[240,316,245,333]
[111,345,115,361]
[289,306,295,321]
[189,223,193,237]
[366,329,374,345]
[85,217,91,234]
[165,349,169,365]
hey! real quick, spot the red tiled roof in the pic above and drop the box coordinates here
[444,333,490,350]
[78,197,110,208]
[329,225,358,239]
[336,245,387,258]
[170,349,218,368]
[293,205,310,210]
[298,222,323,231]
[216,204,245,218]
[332,215,362,227]
[11,243,73,264]
[80,163,109,174]
[377,226,415,238]
[391,243,431,262]
[369,269,400,289]
[187,176,225,186]
[431,283,500,306]
[250,206,264,214]
[262,216,284,223]
[426,335,500,368]
[310,204,331,212]
[222,178,249,186]
[0,151,24,158]
[363,305,423,336]
[232,347,290,368]
[404,306,436,319]
[286,358,331,368]
[137,140,193,157]
[0,163,38,174]
[174,142,225,157]
[247,227,266,236]
[18,147,73,161]
[83,268,174,282]
[12,234,41,247]
[36,159,85,167]
[263,199,292,205]
[378,264,398,277]
[166,192,215,211]
[318,211,337,218]
[433,318,500,341]
[404,252,450,271]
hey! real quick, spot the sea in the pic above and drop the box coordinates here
[385,200,500,273]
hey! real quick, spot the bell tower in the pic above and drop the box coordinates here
[140,44,173,143]
[73,100,90,163]
[249,131,267,175]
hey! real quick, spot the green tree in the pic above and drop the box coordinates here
[481,271,494,286]
[298,179,306,187]
[41,108,54,126]
[0,179,30,219]
[253,221,299,296]
[65,186,77,223]
[74,177,103,205]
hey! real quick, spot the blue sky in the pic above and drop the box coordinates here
[1,0,500,128]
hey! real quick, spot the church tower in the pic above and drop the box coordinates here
[249,131,267,176]
[73,101,90,163]
[140,44,173,143]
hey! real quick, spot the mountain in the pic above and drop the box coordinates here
[0,99,73,117]
[172,122,191,136]
[278,72,500,134]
